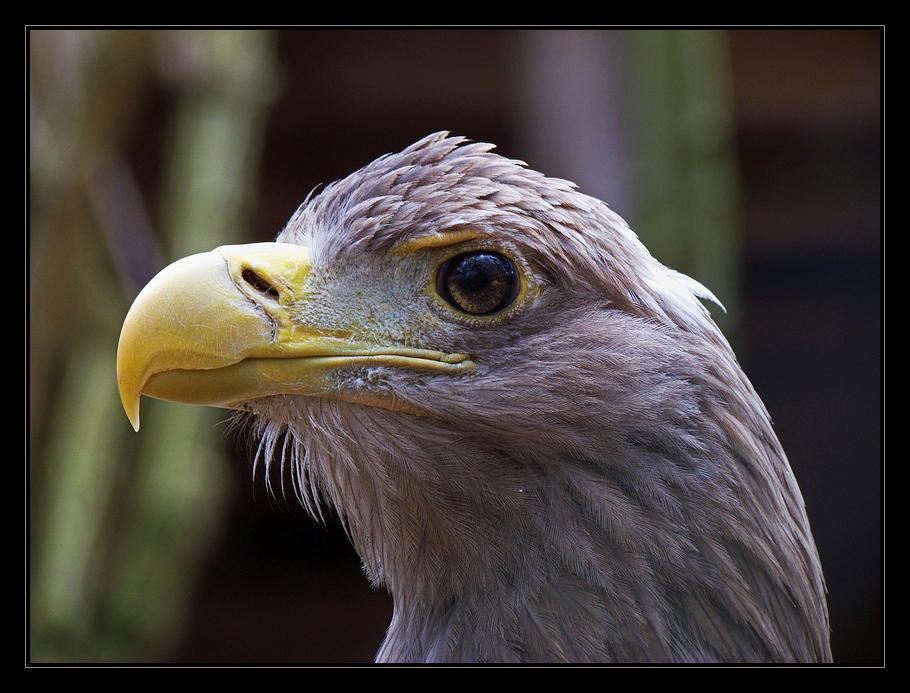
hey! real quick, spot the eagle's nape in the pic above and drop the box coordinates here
[117,132,832,663]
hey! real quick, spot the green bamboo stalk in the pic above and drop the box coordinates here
[31,339,127,661]
[623,29,741,343]
[102,29,280,662]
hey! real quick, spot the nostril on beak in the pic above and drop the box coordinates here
[242,268,280,300]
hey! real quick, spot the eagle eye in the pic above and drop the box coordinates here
[436,251,519,316]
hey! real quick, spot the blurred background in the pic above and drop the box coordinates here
[28,28,881,665]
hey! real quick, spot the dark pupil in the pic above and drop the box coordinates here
[442,252,517,315]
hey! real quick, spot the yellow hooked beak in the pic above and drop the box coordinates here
[117,242,473,430]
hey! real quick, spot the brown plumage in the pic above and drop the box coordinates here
[118,132,831,663]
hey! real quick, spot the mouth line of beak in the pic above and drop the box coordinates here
[131,349,475,430]
[288,347,474,365]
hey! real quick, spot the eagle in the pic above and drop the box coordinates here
[117,132,831,663]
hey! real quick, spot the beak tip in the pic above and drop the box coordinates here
[124,401,141,432]
[119,382,142,431]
